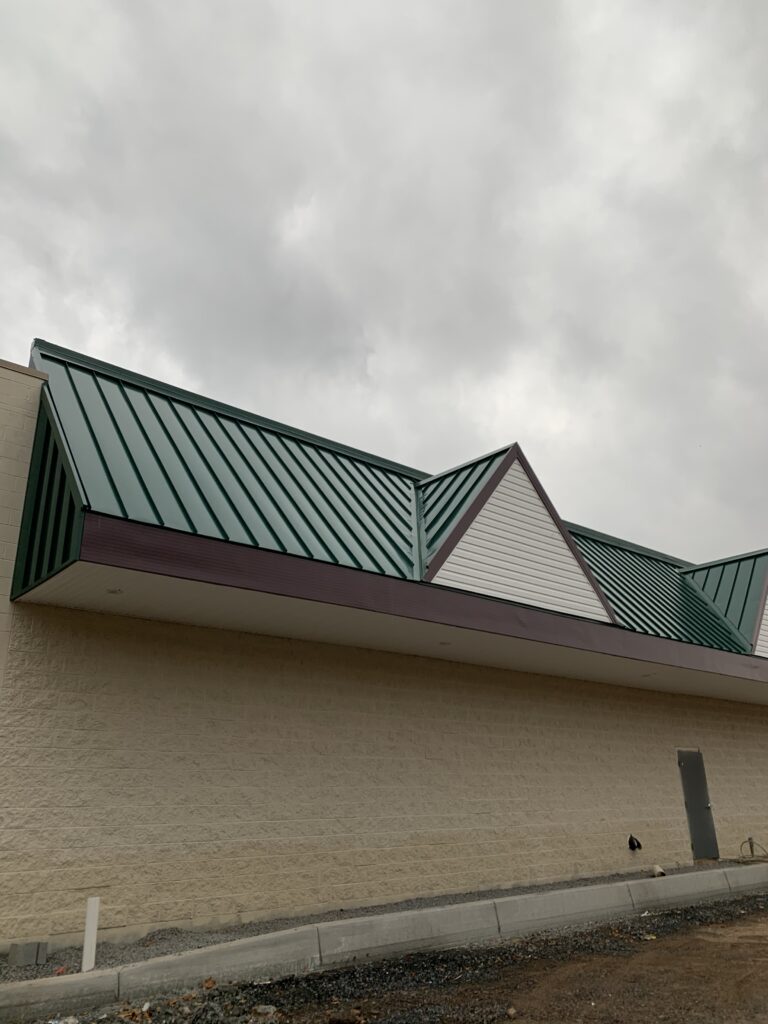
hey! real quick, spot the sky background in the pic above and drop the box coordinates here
[2,1,767,563]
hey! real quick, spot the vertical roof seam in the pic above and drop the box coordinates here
[117,380,196,533]
[144,393,222,538]
[63,363,127,517]
[91,373,165,527]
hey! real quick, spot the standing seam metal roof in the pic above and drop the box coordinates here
[418,447,509,564]
[19,340,766,657]
[569,525,750,653]
[682,552,768,645]
[32,342,422,580]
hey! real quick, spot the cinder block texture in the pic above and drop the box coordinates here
[118,926,320,998]
[4,599,768,947]
[318,901,499,963]
[2,364,768,948]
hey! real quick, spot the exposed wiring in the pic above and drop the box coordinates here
[740,837,768,858]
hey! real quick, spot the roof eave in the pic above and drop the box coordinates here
[16,512,768,699]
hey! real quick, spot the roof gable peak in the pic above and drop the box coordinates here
[425,444,615,623]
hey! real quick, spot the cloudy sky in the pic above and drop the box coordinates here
[2,1,767,562]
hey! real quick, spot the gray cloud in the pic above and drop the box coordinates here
[2,0,768,561]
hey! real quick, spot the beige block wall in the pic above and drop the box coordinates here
[0,361,46,658]
[1,600,768,949]
[0,360,767,949]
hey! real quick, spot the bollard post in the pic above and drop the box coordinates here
[81,896,100,972]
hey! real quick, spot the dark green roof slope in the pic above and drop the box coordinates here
[18,340,768,659]
[31,341,422,580]
[568,524,750,653]
[418,447,509,564]
[682,551,768,646]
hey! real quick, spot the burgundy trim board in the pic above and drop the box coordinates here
[78,512,768,683]
[424,444,616,624]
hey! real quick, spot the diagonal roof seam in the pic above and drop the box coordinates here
[681,549,768,649]
[31,340,419,579]
[30,339,427,482]
[569,526,750,653]
[23,339,768,656]
[677,572,753,652]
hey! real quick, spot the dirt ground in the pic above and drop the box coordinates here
[41,895,768,1024]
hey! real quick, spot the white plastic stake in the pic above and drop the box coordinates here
[81,896,100,972]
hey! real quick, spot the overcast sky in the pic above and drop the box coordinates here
[2,1,767,563]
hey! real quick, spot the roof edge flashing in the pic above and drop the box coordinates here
[30,339,428,482]
[417,444,514,488]
[682,548,768,575]
[566,521,692,567]
[12,395,87,600]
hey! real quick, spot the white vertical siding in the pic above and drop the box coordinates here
[754,604,768,657]
[432,460,610,621]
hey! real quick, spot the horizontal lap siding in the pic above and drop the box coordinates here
[434,461,609,621]
[754,608,768,658]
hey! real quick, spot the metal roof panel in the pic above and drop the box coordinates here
[570,528,750,653]
[419,447,510,563]
[24,340,768,657]
[682,552,768,646]
[33,341,418,579]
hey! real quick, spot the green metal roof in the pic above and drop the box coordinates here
[13,388,86,597]
[31,341,422,580]
[568,524,751,653]
[681,551,768,645]
[418,446,509,564]
[15,340,768,658]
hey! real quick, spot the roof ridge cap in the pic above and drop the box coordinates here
[31,339,428,481]
[565,521,692,566]
[417,444,513,488]
[682,548,768,574]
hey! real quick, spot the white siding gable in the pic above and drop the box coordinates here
[432,460,610,621]
[754,604,768,657]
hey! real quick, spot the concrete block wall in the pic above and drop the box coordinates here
[1,595,768,949]
[0,357,766,948]
[0,361,46,669]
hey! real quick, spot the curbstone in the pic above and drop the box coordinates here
[318,900,500,964]
[723,862,768,893]
[0,968,118,1023]
[495,882,634,936]
[2,864,768,1022]
[117,925,320,1000]
[628,868,730,910]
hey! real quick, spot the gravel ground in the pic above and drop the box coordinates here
[31,889,768,1024]
[0,859,748,983]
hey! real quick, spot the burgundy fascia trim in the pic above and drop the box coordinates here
[515,446,617,625]
[424,445,517,581]
[79,512,768,683]
[423,443,617,624]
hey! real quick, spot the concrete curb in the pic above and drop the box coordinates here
[0,968,119,1022]
[318,899,499,964]
[2,863,768,1022]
